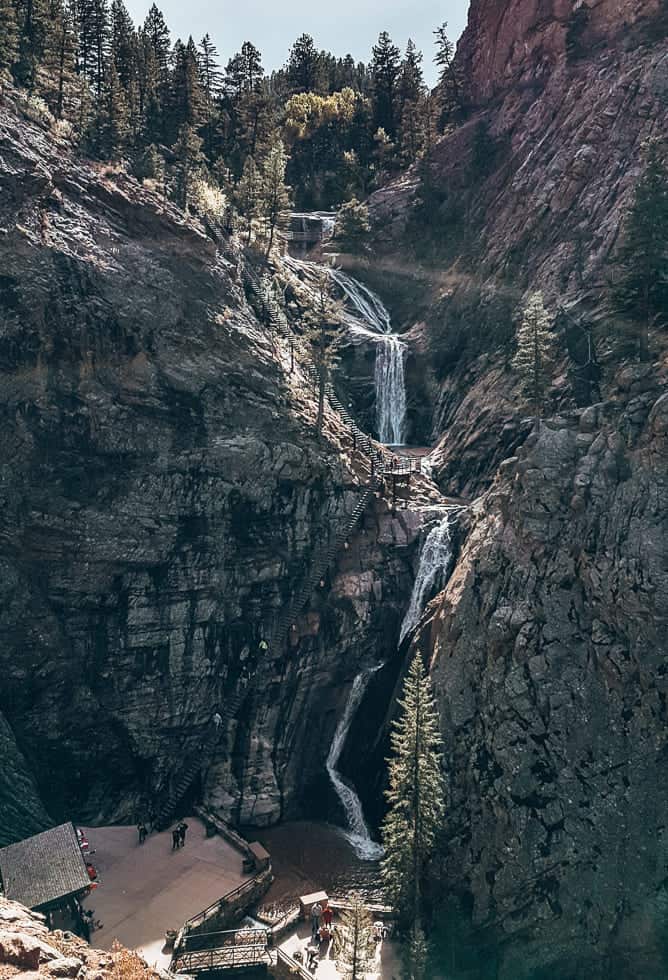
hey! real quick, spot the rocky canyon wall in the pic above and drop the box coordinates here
[363,0,668,975]
[0,88,433,839]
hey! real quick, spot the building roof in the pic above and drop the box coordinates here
[0,822,91,910]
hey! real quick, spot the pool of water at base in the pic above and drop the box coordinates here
[241,820,384,913]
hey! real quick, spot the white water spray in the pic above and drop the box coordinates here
[400,514,455,644]
[326,668,384,861]
[284,256,407,445]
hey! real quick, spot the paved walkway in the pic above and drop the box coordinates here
[81,817,245,969]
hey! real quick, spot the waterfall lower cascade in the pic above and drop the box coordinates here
[284,256,407,445]
[400,513,455,644]
[326,667,384,861]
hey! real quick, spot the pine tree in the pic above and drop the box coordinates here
[94,60,129,157]
[0,0,19,75]
[14,0,50,88]
[303,270,345,435]
[166,36,204,141]
[614,138,668,360]
[132,141,164,183]
[333,197,370,253]
[43,0,77,119]
[142,2,169,77]
[334,895,375,980]
[198,33,222,157]
[286,33,322,94]
[512,291,555,422]
[398,40,426,165]
[110,0,134,88]
[370,31,400,140]
[403,923,429,980]
[259,137,291,256]
[171,122,204,210]
[234,154,261,242]
[381,652,446,927]
[433,22,463,130]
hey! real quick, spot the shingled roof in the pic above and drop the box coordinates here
[0,822,90,910]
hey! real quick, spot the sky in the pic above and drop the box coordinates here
[124,0,471,87]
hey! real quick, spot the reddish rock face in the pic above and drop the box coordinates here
[459,0,663,104]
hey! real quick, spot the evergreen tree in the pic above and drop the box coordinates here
[91,0,110,98]
[512,291,555,422]
[171,122,205,209]
[132,141,164,183]
[94,60,129,157]
[198,32,222,157]
[286,32,322,94]
[259,137,291,256]
[370,30,400,140]
[110,0,134,88]
[14,0,50,88]
[303,270,345,435]
[397,40,426,165]
[433,22,463,130]
[43,0,77,119]
[167,35,204,141]
[234,154,261,242]
[0,0,19,75]
[381,652,446,927]
[333,197,370,252]
[403,923,429,980]
[136,32,162,143]
[614,138,668,360]
[142,2,169,77]
[334,895,375,980]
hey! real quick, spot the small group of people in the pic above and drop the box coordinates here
[310,900,334,943]
[136,808,156,845]
[171,820,189,850]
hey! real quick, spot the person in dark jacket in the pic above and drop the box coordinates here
[172,828,180,850]
[178,821,189,847]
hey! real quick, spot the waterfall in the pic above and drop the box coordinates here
[326,668,384,861]
[399,514,455,644]
[291,263,404,445]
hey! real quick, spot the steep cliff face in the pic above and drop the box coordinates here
[425,375,668,978]
[365,1,668,975]
[0,88,434,837]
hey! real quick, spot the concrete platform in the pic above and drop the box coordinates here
[81,818,245,969]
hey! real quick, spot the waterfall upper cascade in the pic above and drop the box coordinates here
[283,256,407,445]
[326,667,384,861]
[400,513,455,644]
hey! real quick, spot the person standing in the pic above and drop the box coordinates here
[137,822,147,845]
[311,901,322,942]
[178,821,189,847]
[172,828,180,851]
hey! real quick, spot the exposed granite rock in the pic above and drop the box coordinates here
[422,381,668,977]
[0,897,157,980]
[0,88,439,837]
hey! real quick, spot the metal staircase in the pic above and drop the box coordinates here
[155,691,245,830]
[242,265,392,653]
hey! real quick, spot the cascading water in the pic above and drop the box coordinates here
[326,667,384,861]
[399,513,455,644]
[284,256,407,445]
